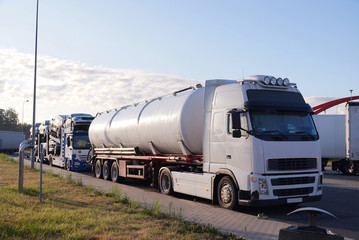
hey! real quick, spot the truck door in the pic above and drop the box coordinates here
[210,111,226,164]
[66,135,73,159]
[225,111,252,173]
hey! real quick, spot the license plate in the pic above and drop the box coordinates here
[75,162,80,166]
[287,198,302,204]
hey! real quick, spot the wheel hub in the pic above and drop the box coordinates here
[221,184,232,204]
[112,168,117,179]
[104,166,108,177]
[96,165,100,175]
[161,176,169,191]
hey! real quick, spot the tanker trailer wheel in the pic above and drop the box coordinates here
[103,160,111,180]
[217,176,238,210]
[159,168,173,195]
[94,159,102,179]
[111,161,120,182]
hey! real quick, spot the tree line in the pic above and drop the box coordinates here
[0,108,32,138]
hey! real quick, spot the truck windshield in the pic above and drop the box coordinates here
[73,134,91,149]
[250,110,318,141]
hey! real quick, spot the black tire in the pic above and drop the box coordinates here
[94,159,102,179]
[110,161,120,182]
[66,158,71,171]
[340,161,356,175]
[103,160,111,180]
[217,176,238,210]
[159,168,173,195]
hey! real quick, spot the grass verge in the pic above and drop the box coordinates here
[0,154,246,239]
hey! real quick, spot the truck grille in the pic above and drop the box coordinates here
[268,158,317,171]
[271,177,315,186]
[273,187,313,197]
[79,155,88,162]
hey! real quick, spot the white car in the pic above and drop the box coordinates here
[64,113,94,131]
[38,120,50,135]
[49,115,69,137]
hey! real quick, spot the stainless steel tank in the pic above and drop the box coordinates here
[89,86,204,155]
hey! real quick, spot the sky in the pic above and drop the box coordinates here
[0,0,358,124]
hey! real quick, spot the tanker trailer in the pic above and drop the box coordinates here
[89,75,323,209]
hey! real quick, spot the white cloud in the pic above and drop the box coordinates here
[0,48,349,125]
[0,48,201,123]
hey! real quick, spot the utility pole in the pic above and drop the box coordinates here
[22,100,29,133]
[31,0,39,169]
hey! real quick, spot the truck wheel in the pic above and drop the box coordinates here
[66,158,71,171]
[159,169,173,195]
[217,176,238,210]
[111,161,120,182]
[94,159,102,179]
[341,162,356,175]
[103,160,111,180]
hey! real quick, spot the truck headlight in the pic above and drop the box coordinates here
[259,178,268,195]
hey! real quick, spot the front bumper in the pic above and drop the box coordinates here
[239,194,322,207]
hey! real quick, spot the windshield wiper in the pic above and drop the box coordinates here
[260,130,288,139]
[294,131,316,139]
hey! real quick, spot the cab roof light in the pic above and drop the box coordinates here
[283,78,290,86]
[270,77,276,85]
[244,75,292,87]
[263,76,271,85]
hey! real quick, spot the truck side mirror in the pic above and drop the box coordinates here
[231,111,241,130]
[232,130,242,138]
[229,111,242,138]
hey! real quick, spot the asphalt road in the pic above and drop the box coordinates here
[244,168,359,240]
[107,166,359,239]
[17,155,359,240]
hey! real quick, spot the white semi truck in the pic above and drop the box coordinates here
[313,102,359,175]
[36,114,93,171]
[89,75,323,209]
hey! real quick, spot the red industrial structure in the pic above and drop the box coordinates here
[313,96,359,114]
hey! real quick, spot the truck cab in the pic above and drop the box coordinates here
[203,76,322,207]
[170,75,322,209]
[37,113,93,171]
[63,130,91,170]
